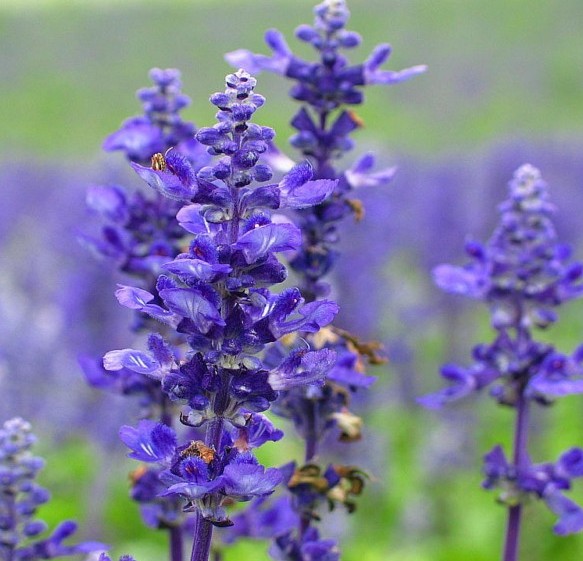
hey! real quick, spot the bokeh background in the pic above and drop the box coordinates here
[2,0,583,560]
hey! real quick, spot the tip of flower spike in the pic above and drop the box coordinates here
[148,67,181,88]
[314,0,350,32]
[509,163,546,198]
[226,69,257,96]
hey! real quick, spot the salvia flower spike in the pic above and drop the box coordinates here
[420,165,583,561]
[104,69,339,561]
[223,1,425,559]
[0,418,106,561]
[81,69,213,561]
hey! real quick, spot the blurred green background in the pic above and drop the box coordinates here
[3,0,583,159]
[2,1,583,560]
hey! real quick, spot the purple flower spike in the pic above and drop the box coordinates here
[102,67,198,165]
[424,164,583,550]
[0,419,107,560]
[99,68,344,555]
[226,2,425,115]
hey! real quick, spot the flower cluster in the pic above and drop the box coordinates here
[102,68,200,164]
[81,69,213,417]
[80,69,214,545]
[483,446,583,535]
[421,165,583,549]
[227,0,424,298]
[103,69,339,561]
[222,0,414,458]
[269,327,379,448]
[0,418,105,561]
[120,418,283,527]
[83,68,209,284]
[422,165,583,410]
[221,2,424,558]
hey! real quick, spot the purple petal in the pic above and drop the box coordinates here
[329,111,361,137]
[278,161,336,208]
[141,303,181,327]
[433,264,488,298]
[290,108,318,134]
[558,448,583,478]
[162,258,232,282]
[364,44,392,71]
[225,50,269,75]
[119,420,177,463]
[102,349,162,378]
[78,355,116,390]
[269,349,336,390]
[544,487,583,535]
[240,185,281,211]
[279,160,313,192]
[103,116,164,160]
[482,445,509,485]
[265,29,292,56]
[162,477,224,500]
[285,179,337,209]
[352,153,375,174]
[131,159,196,202]
[365,64,428,85]
[225,31,292,76]
[363,45,427,85]
[223,462,283,499]
[236,413,284,450]
[176,204,209,234]
[271,300,339,337]
[115,285,155,309]
[417,364,477,409]
[327,350,377,388]
[295,24,319,43]
[86,185,128,223]
[344,153,397,189]
[235,223,302,263]
[160,288,225,333]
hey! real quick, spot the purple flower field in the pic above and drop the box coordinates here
[1,1,583,561]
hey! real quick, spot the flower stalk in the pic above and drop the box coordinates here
[421,165,583,557]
